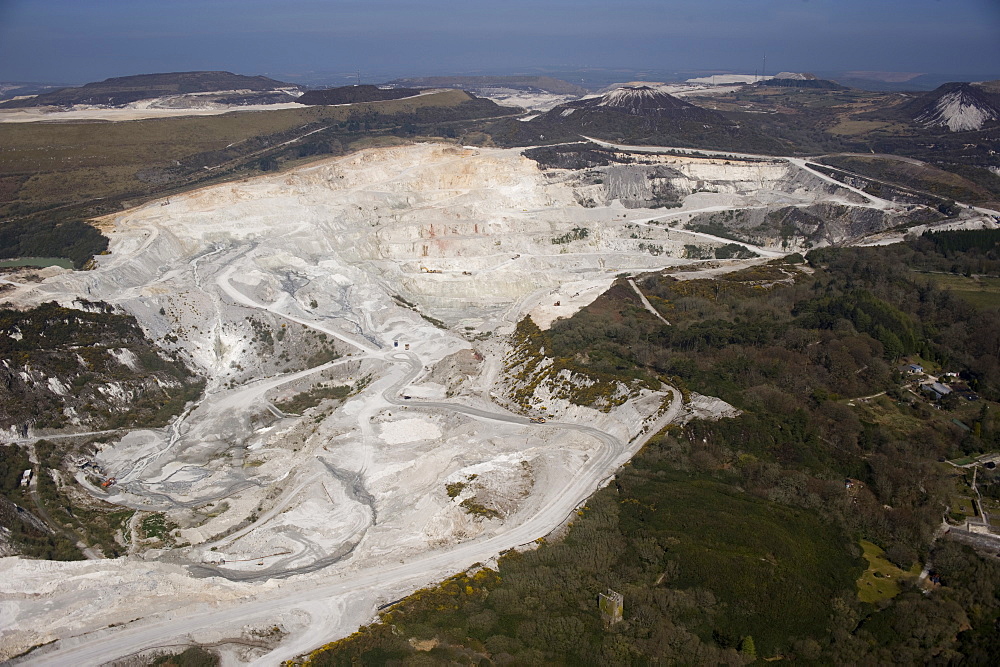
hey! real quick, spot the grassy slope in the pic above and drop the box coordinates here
[857,539,921,603]
[0,90,477,211]
[818,154,1000,206]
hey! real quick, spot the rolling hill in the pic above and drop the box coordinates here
[389,75,587,95]
[296,84,421,105]
[490,86,784,153]
[756,72,846,90]
[0,71,301,108]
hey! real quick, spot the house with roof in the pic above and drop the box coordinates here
[924,382,952,400]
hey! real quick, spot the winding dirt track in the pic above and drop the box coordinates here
[23,259,681,667]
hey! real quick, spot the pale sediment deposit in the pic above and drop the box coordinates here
[0,141,966,663]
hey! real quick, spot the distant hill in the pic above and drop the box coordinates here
[571,86,721,120]
[975,80,1000,95]
[830,72,942,92]
[0,81,70,103]
[389,75,587,96]
[0,71,299,108]
[296,85,422,106]
[489,86,783,153]
[756,73,846,90]
[901,82,1000,132]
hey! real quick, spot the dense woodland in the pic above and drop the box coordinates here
[303,230,1000,665]
[0,218,108,269]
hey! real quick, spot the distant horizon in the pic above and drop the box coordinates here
[1,0,998,88]
[4,65,999,91]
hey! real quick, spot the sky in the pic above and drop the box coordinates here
[0,0,998,84]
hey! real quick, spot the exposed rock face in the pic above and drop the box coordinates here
[22,144,922,337]
[603,164,685,208]
[0,301,201,435]
[581,86,723,121]
[684,202,938,248]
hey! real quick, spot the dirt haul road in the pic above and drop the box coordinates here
[26,384,680,666]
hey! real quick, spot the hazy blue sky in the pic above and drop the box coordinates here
[1,0,998,83]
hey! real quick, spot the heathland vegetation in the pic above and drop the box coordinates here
[296,85,421,106]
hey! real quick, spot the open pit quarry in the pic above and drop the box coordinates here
[2,141,994,664]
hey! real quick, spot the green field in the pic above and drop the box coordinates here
[827,120,894,136]
[918,272,1000,309]
[950,494,977,520]
[857,540,919,604]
